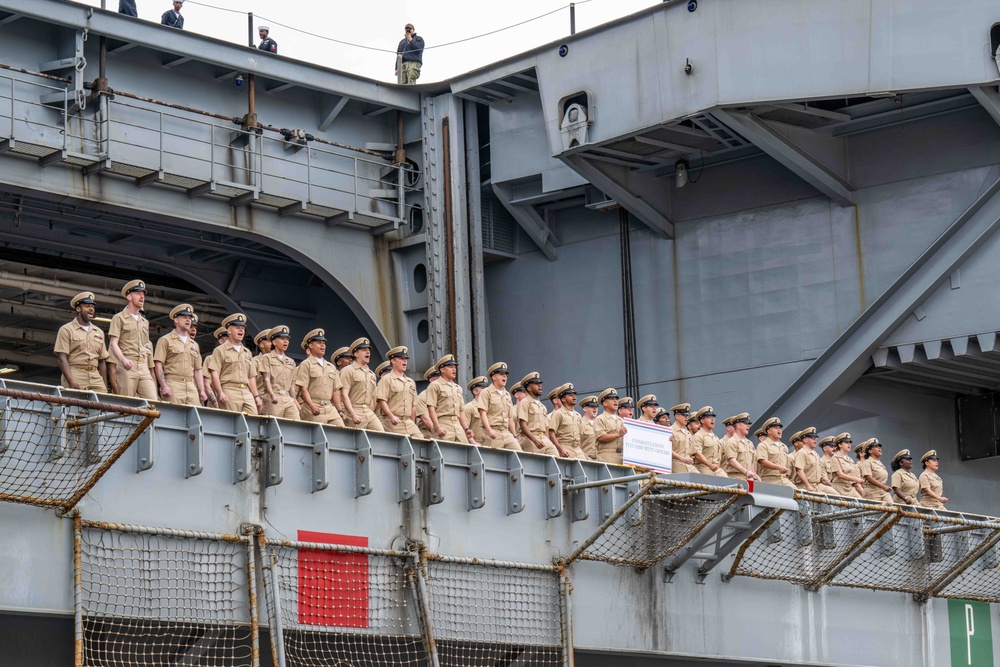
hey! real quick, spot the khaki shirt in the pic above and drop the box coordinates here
[259,352,297,394]
[755,439,790,482]
[295,356,341,403]
[464,400,485,442]
[416,389,433,435]
[517,396,549,437]
[793,449,824,488]
[376,372,418,420]
[475,385,514,430]
[919,470,945,509]
[672,426,691,460]
[205,342,254,387]
[425,379,464,419]
[109,308,153,367]
[581,419,597,458]
[828,454,861,495]
[593,412,625,453]
[692,430,724,469]
[722,437,756,478]
[54,320,109,368]
[153,331,201,379]
[891,469,919,504]
[340,362,378,408]
[549,407,583,451]
[859,458,889,500]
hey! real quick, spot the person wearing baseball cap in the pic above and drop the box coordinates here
[375,346,421,437]
[754,417,794,488]
[54,291,110,392]
[579,395,600,459]
[340,337,385,432]
[691,407,727,477]
[918,450,947,509]
[205,313,261,414]
[593,388,627,464]
[153,303,206,406]
[475,362,521,451]
[890,449,918,505]
[109,279,157,399]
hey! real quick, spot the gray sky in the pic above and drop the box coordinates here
[83,0,655,82]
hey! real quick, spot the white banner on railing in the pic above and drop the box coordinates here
[622,418,672,473]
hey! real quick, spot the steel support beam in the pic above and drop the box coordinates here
[562,155,674,239]
[709,109,855,206]
[491,183,557,261]
[761,168,1000,426]
[969,85,1000,128]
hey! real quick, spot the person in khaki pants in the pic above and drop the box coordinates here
[517,371,557,455]
[375,345,421,437]
[258,325,298,420]
[340,337,385,431]
[54,291,110,392]
[691,406,728,477]
[475,362,521,451]
[593,388,627,464]
[153,303,207,406]
[295,328,345,426]
[108,279,157,399]
[206,313,261,414]
[425,354,475,444]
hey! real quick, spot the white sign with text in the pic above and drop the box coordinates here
[622,418,672,473]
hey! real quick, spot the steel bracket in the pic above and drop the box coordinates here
[398,437,416,502]
[506,450,524,515]
[135,406,155,472]
[625,478,643,526]
[184,407,204,478]
[427,440,445,505]
[233,412,252,483]
[311,424,329,493]
[79,391,106,466]
[467,445,485,510]
[545,456,564,519]
[355,429,373,497]
[597,464,615,521]
[265,419,284,487]
[48,387,66,462]
[568,460,589,521]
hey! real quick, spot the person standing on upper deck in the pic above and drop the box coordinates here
[340,337,385,431]
[257,26,277,54]
[161,0,184,29]
[54,291,110,392]
[119,0,138,17]
[395,23,424,84]
[109,280,157,400]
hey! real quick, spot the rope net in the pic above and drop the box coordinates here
[727,495,901,589]
[78,521,255,667]
[425,557,564,667]
[0,387,157,511]
[574,479,743,569]
[262,539,426,667]
[830,512,1000,602]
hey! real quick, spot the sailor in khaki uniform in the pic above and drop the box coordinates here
[332,346,354,370]
[463,376,489,444]
[691,406,727,476]
[108,279,157,399]
[258,326,298,419]
[153,303,206,406]
[54,291,110,392]
[637,395,659,423]
[859,438,893,503]
[755,417,794,487]
[423,354,474,443]
[670,404,697,473]
[593,388,627,465]
[517,372,557,455]
[340,337,385,431]
[475,362,521,451]
[792,427,835,494]
[617,397,635,420]
[918,450,947,509]
[720,416,736,450]
[416,367,440,438]
[787,430,807,484]
[579,395,599,459]
[547,383,585,458]
[722,413,760,481]
[201,326,228,408]
[654,408,671,427]
[890,449,919,505]
[206,313,261,414]
[375,346,421,437]
[509,381,526,440]
[818,436,836,486]
[828,432,864,497]
[251,329,272,400]
[375,361,391,379]
[546,386,562,414]
[295,328,345,426]
[853,441,867,466]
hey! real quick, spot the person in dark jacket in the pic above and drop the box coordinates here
[395,23,424,84]
[119,0,138,17]
[161,0,184,29]
[258,26,277,54]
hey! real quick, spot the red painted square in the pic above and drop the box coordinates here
[296,530,370,628]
